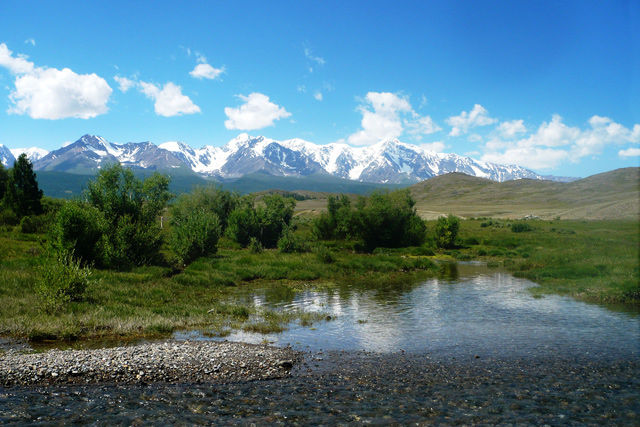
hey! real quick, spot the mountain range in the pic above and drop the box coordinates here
[0,134,576,184]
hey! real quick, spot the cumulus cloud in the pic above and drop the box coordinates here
[419,141,446,152]
[114,76,136,92]
[224,93,291,130]
[498,119,527,139]
[0,43,35,74]
[481,115,640,170]
[347,92,441,145]
[0,43,112,119]
[138,81,200,117]
[190,63,224,80]
[447,104,497,136]
[619,147,640,157]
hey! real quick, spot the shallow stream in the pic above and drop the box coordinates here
[2,262,638,425]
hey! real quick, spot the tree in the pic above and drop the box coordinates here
[434,215,460,249]
[226,194,296,248]
[0,162,9,202]
[4,154,43,217]
[313,194,354,240]
[51,163,173,268]
[352,189,426,251]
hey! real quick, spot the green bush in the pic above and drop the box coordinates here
[314,244,336,263]
[434,215,460,249]
[352,190,426,251]
[37,251,92,312]
[19,215,50,234]
[277,227,310,253]
[0,208,19,226]
[227,194,296,248]
[248,237,263,254]
[170,210,221,265]
[511,222,534,233]
[49,201,108,266]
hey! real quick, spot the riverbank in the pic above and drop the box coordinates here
[0,340,300,387]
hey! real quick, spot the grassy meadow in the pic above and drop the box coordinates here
[0,216,637,344]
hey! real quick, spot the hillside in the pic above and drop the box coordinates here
[294,168,640,220]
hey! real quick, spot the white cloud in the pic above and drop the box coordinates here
[138,81,200,117]
[406,116,442,140]
[619,147,640,157]
[190,63,225,80]
[419,141,446,152]
[0,43,35,74]
[314,91,323,101]
[1,43,112,119]
[304,48,325,66]
[347,92,441,145]
[24,38,35,46]
[224,93,291,130]
[114,76,136,92]
[482,146,570,170]
[447,104,497,136]
[480,114,640,170]
[498,119,527,139]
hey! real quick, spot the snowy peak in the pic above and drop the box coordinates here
[0,144,16,167]
[21,133,564,183]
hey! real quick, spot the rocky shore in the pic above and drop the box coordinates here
[0,340,301,386]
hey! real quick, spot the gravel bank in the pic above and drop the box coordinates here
[0,340,301,386]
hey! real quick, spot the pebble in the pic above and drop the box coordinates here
[0,340,301,386]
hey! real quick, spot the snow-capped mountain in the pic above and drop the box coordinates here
[10,147,49,163]
[0,144,15,167]
[25,133,557,183]
[35,135,186,174]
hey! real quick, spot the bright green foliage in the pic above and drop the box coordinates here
[37,250,92,313]
[49,164,172,269]
[352,190,426,251]
[171,185,237,231]
[313,194,354,240]
[277,226,310,253]
[0,162,9,201]
[435,215,460,249]
[170,209,221,265]
[4,154,43,217]
[511,222,534,233]
[227,194,296,248]
[49,201,108,266]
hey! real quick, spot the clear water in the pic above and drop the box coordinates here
[3,262,639,425]
[176,262,640,359]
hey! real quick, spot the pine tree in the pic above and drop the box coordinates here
[5,154,43,217]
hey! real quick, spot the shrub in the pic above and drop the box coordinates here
[352,190,426,251]
[0,208,19,226]
[511,222,533,233]
[314,244,336,263]
[37,251,91,312]
[227,194,296,248]
[170,210,221,265]
[248,237,263,254]
[434,215,460,249]
[277,227,310,253]
[20,215,50,234]
[49,201,108,266]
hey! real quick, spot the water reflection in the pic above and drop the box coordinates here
[176,262,639,358]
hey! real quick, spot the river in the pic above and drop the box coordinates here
[1,262,638,425]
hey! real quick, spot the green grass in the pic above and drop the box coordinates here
[1,219,637,344]
[0,228,438,343]
[445,219,639,304]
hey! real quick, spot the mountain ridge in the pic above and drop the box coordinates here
[3,134,578,184]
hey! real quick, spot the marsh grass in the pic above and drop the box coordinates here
[0,229,438,342]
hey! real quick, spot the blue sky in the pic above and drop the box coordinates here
[0,0,638,178]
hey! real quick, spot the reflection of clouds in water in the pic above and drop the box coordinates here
[182,263,639,357]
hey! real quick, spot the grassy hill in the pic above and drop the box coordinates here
[407,167,639,220]
[294,168,640,220]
